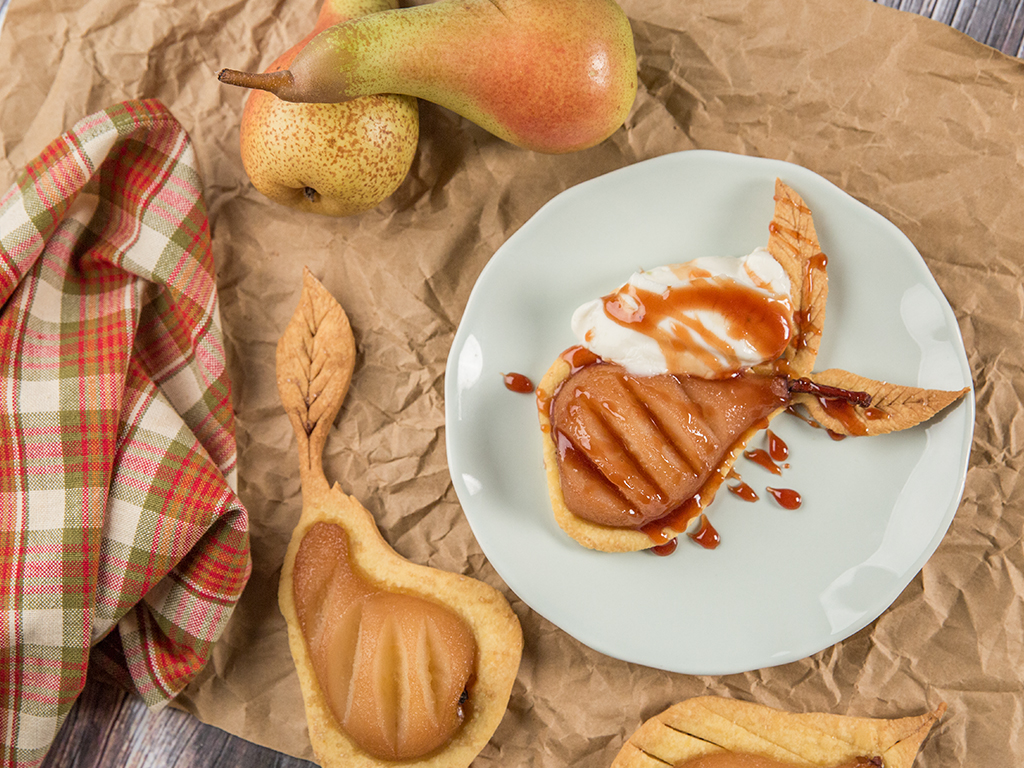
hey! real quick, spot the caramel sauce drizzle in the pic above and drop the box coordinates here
[769,193,827,360]
[785,404,847,439]
[563,344,601,372]
[688,514,720,549]
[600,274,792,375]
[818,397,869,436]
[785,404,816,426]
[536,346,600,433]
[642,496,703,546]
[792,252,826,355]
[773,193,811,215]
[743,448,782,475]
[767,220,802,256]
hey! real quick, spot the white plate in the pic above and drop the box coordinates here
[444,150,974,675]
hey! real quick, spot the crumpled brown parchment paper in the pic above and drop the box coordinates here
[2,0,1022,766]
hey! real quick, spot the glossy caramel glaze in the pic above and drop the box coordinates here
[549,362,789,528]
[600,265,792,376]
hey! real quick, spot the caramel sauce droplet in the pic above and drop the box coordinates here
[864,406,889,421]
[767,487,802,510]
[767,430,788,462]
[743,448,783,475]
[728,481,759,502]
[688,514,721,550]
[650,538,679,557]
[503,371,534,393]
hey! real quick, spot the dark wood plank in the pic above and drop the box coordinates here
[873,0,1024,55]
[41,674,315,768]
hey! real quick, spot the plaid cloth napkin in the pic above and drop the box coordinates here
[0,100,251,767]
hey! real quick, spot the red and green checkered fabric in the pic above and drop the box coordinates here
[0,99,251,767]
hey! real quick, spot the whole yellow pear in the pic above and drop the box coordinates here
[239,0,419,216]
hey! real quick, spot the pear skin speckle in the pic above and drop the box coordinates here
[237,0,419,216]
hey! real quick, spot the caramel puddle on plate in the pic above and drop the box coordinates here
[276,268,522,768]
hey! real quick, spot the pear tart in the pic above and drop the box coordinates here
[612,696,945,768]
[277,269,522,768]
[538,180,968,553]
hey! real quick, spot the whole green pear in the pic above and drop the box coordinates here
[221,0,637,154]
[238,0,419,216]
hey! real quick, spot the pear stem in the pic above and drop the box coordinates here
[218,68,295,95]
[788,377,872,408]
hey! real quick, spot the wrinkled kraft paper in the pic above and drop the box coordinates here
[2,0,1023,765]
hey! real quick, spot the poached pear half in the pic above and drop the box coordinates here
[276,269,521,767]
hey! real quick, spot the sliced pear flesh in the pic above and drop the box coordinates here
[550,363,789,528]
[293,521,476,761]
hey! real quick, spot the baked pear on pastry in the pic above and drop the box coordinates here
[611,696,945,768]
[537,180,826,552]
[537,181,968,553]
[536,354,789,552]
[277,269,522,768]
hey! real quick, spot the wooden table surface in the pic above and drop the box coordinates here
[8,1,1019,767]
[883,0,1023,56]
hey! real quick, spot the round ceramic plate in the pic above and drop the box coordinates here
[444,150,974,675]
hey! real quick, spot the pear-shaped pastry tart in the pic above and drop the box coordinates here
[538,180,969,553]
[612,696,945,768]
[277,269,522,768]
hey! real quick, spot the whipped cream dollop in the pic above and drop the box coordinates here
[571,247,794,378]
